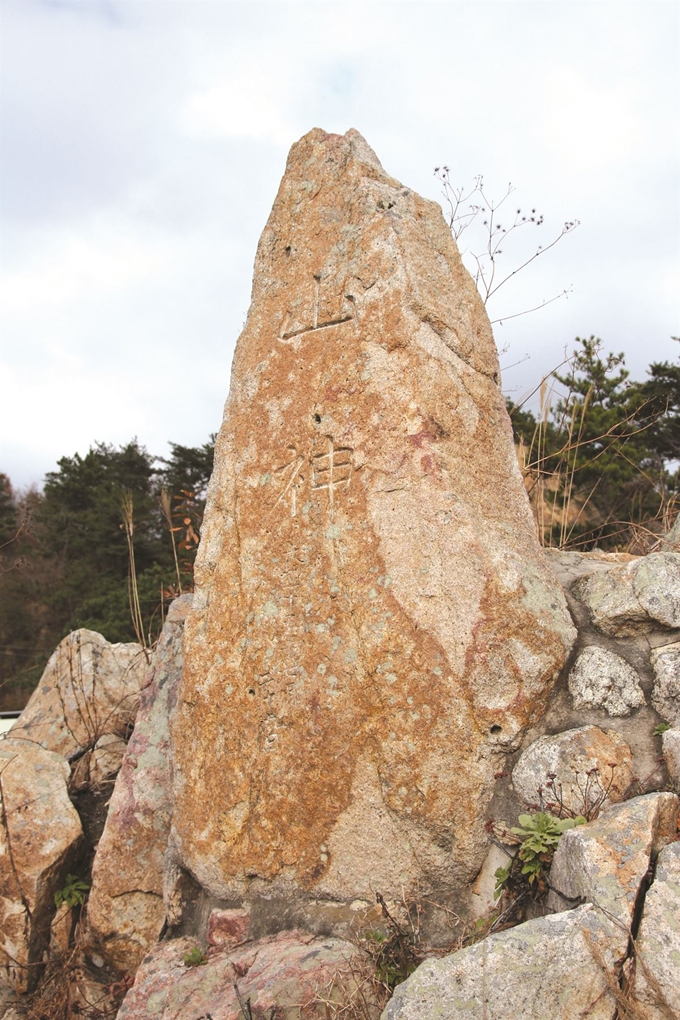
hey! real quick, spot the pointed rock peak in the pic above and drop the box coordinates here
[286,127,384,174]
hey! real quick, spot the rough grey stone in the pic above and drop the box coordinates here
[661,515,680,552]
[576,562,649,636]
[567,646,645,717]
[8,629,147,759]
[651,641,680,723]
[547,792,678,930]
[661,726,680,786]
[634,552,680,629]
[381,905,617,1020]
[512,725,633,812]
[576,552,680,636]
[634,841,680,1019]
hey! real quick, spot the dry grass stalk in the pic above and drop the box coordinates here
[120,492,149,660]
[22,911,123,1020]
[581,925,676,1020]
[160,487,183,594]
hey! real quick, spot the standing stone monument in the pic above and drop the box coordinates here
[170,129,575,925]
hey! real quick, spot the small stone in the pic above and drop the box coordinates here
[633,552,680,629]
[651,642,680,723]
[661,515,680,552]
[206,906,251,948]
[634,841,680,1019]
[661,727,680,785]
[567,646,645,717]
[575,562,649,636]
[512,725,634,813]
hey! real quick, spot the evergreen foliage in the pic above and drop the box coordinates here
[508,338,679,549]
[0,437,215,708]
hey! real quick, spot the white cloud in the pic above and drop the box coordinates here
[0,220,171,312]
[180,66,298,144]
[1,0,678,487]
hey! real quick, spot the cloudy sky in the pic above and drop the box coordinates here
[1,0,678,489]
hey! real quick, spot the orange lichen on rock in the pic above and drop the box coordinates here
[169,129,575,915]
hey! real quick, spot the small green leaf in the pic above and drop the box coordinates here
[54,874,89,909]
[183,946,206,967]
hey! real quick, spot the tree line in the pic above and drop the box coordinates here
[508,337,679,551]
[1,338,678,710]
[0,439,213,708]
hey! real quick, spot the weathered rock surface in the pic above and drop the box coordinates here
[382,904,617,1020]
[86,596,191,975]
[661,514,680,552]
[70,733,128,792]
[567,646,645,716]
[634,841,680,1019]
[651,641,680,722]
[383,791,679,1020]
[207,906,251,949]
[9,629,147,759]
[547,792,679,929]
[661,726,680,785]
[576,552,680,636]
[0,740,83,992]
[116,930,382,1019]
[512,725,634,812]
[170,128,576,920]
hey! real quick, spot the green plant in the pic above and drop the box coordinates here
[183,945,206,967]
[53,874,89,909]
[494,812,586,899]
[356,893,422,992]
[653,722,671,736]
[509,337,679,552]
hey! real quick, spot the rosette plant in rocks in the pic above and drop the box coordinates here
[494,812,586,899]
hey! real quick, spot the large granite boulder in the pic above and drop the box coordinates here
[382,904,617,1020]
[0,740,83,993]
[169,128,575,923]
[85,596,192,975]
[116,929,383,1019]
[8,629,147,760]
[384,791,679,1020]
